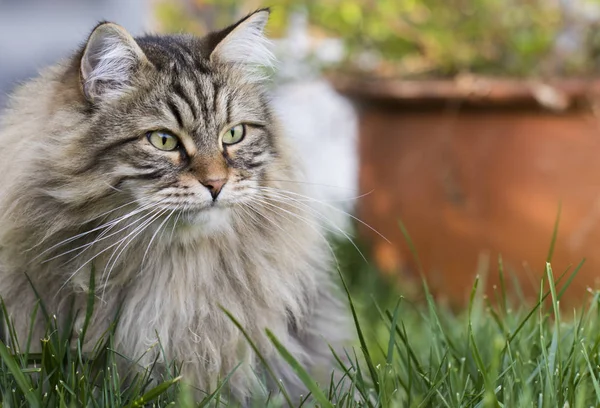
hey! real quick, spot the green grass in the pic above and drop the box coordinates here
[2,228,600,407]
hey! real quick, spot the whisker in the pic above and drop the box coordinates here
[248,204,314,261]
[168,209,183,243]
[252,194,367,264]
[257,185,390,244]
[102,180,126,193]
[248,187,358,238]
[140,208,176,269]
[262,178,358,192]
[254,194,351,239]
[55,207,164,295]
[100,208,168,294]
[32,200,156,262]
[42,203,160,265]
[25,198,146,253]
[245,200,324,255]
[245,199,342,271]
[235,202,280,236]
[88,198,150,222]
[256,185,374,203]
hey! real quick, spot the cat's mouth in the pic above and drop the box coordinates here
[170,199,234,217]
[208,197,233,209]
[153,197,233,213]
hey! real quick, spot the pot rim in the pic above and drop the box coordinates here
[329,75,600,110]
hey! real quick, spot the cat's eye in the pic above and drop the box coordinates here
[222,124,245,145]
[147,131,179,151]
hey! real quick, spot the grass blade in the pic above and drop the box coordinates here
[265,329,333,408]
[0,339,41,408]
[124,376,181,408]
[546,202,561,263]
[386,298,402,365]
[220,307,294,407]
[337,268,381,395]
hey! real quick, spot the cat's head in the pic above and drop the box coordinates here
[66,9,289,227]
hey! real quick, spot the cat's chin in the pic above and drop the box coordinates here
[176,206,235,240]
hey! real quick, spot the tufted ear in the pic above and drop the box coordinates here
[207,9,275,81]
[80,22,148,102]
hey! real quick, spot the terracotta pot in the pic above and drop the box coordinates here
[332,76,600,306]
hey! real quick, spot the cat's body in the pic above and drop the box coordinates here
[0,10,349,402]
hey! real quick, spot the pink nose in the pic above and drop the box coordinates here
[200,178,226,200]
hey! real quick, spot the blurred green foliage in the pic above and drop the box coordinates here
[155,0,600,78]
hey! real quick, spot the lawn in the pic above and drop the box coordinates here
[1,223,599,407]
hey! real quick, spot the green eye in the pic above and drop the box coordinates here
[222,124,245,145]
[147,131,179,151]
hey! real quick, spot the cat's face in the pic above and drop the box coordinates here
[91,59,275,217]
[76,10,278,225]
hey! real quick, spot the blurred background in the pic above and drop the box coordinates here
[3,0,600,307]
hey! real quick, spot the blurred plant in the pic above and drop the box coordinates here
[154,0,600,78]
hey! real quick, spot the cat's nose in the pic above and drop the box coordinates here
[200,178,226,200]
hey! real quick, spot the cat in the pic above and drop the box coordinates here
[0,9,351,404]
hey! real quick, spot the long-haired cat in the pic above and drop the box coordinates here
[0,9,350,403]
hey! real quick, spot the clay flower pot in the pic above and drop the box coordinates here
[333,75,600,306]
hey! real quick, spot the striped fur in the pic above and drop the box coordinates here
[0,10,350,403]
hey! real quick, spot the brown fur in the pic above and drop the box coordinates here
[0,10,351,404]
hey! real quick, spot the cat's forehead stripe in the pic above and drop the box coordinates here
[212,81,220,113]
[171,79,198,121]
[166,100,184,129]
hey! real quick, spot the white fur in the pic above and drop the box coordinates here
[81,23,145,101]
[211,11,276,82]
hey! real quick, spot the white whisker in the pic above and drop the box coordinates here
[234,203,277,234]
[257,185,373,203]
[46,206,160,265]
[23,199,136,253]
[262,178,357,192]
[168,209,183,243]
[257,185,390,244]
[140,208,176,269]
[100,208,168,295]
[245,198,341,271]
[244,200,320,257]
[102,180,126,193]
[252,194,367,263]
[254,195,347,238]
[55,206,164,296]
[32,200,155,262]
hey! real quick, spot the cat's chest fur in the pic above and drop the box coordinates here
[95,221,320,392]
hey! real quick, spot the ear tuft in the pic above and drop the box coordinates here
[80,23,147,102]
[209,9,275,81]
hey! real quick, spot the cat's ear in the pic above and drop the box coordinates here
[80,22,148,102]
[207,9,275,80]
